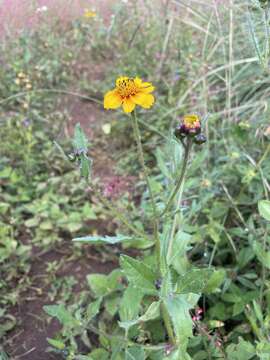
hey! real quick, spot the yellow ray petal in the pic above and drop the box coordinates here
[132,93,155,109]
[134,77,143,87]
[140,84,155,93]
[104,90,122,109]
[122,98,136,113]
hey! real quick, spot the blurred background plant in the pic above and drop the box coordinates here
[1,0,270,359]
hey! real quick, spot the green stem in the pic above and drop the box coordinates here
[131,112,176,345]
[166,139,192,261]
[161,139,192,218]
[131,111,160,268]
[91,184,146,239]
[263,6,270,69]
[161,302,176,345]
[260,230,268,306]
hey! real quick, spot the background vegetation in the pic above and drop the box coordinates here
[1,0,270,359]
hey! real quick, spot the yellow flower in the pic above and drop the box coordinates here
[183,114,200,130]
[84,9,96,18]
[104,76,155,113]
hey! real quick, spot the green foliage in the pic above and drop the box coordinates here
[2,1,270,359]
[258,200,270,221]
[87,269,123,298]
[43,304,80,328]
[72,123,92,179]
[165,294,199,348]
[73,234,133,244]
[120,255,158,296]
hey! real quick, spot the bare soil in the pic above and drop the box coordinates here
[6,245,117,360]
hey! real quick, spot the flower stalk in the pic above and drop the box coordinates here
[161,138,192,218]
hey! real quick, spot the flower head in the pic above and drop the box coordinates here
[182,114,201,135]
[104,76,155,113]
[84,9,96,18]
[175,114,201,138]
[174,114,207,146]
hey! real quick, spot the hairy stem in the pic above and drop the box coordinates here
[166,139,192,261]
[161,139,192,218]
[161,302,176,345]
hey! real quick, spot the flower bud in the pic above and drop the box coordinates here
[174,124,187,139]
[194,133,207,145]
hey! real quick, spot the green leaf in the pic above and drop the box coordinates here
[204,269,226,294]
[258,200,270,221]
[79,154,92,179]
[73,234,133,244]
[104,295,120,317]
[226,338,256,360]
[120,255,158,295]
[25,217,39,228]
[47,338,65,350]
[40,220,53,230]
[87,269,123,298]
[256,341,270,360]
[119,300,160,331]
[73,123,88,152]
[72,123,92,179]
[160,269,173,298]
[176,268,213,294]
[89,349,110,360]
[0,202,10,215]
[168,231,191,265]
[167,349,192,360]
[253,241,270,269]
[123,237,155,250]
[164,294,199,349]
[43,304,79,327]
[125,346,145,360]
[86,298,102,320]
[119,286,143,322]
